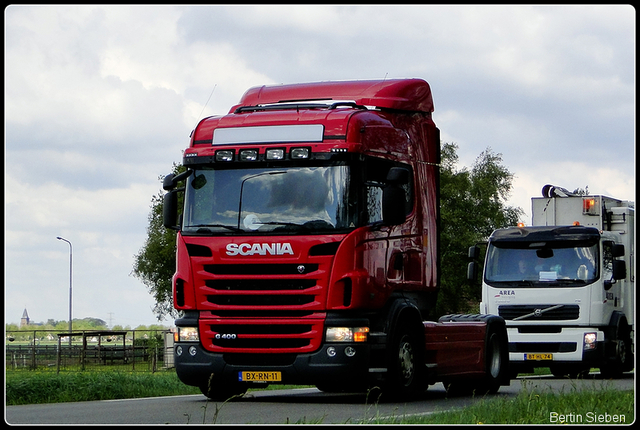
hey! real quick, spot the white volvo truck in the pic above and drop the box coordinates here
[469,185,634,378]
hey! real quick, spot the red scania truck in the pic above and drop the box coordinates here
[162,79,509,400]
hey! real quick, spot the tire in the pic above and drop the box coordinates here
[475,317,509,394]
[199,377,248,402]
[383,321,426,399]
[600,319,633,378]
[442,314,509,395]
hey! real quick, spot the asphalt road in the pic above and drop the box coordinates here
[5,374,634,425]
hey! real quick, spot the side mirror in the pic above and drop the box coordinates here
[163,191,179,230]
[613,260,627,281]
[382,167,410,226]
[163,173,176,191]
[612,244,625,258]
[467,261,478,282]
[163,169,192,191]
[468,245,480,260]
[386,167,410,185]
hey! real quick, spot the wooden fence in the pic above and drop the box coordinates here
[5,329,175,372]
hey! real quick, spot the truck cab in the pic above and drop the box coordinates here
[474,186,634,377]
[163,79,510,400]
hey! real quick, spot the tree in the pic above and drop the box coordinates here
[132,163,184,321]
[436,143,523,316]
[134,146,522,320]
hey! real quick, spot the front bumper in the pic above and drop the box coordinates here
[174,341,379,388]
[507,326,606,366]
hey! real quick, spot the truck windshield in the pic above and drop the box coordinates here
[182,164,355,235]
[484,242,599,287]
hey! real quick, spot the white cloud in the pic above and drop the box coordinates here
[4,4,634,326]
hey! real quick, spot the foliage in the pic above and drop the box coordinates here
[134,145,522,319]
[6,317,108,332]
[131,163,185,321]
[436,143,523,316]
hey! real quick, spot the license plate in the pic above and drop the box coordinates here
[524,353,553,361]
[239,371,282,382]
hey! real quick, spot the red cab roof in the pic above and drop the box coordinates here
[230,79,434,113]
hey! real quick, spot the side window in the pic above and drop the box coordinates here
[602,241,613,281]
[363,157,414,225]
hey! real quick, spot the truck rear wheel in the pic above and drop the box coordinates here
[477,324,508,394]
[442,314,508,395]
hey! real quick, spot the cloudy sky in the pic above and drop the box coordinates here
[5,5,635,328]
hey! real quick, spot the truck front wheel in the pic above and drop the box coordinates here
[199,376,248,402]
[383,322,426,399]
[600,318,633,378]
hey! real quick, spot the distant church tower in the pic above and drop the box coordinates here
[20,308,30,327]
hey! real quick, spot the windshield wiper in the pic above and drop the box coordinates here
[255,221,308,231]
[541,279,588,286]
[189,224,244,233]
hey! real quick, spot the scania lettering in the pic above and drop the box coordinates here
[163,79,510,400]
[469,185,634,378]
[225,242,294,256]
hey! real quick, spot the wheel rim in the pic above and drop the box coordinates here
[398,338,415,384]
[617,338,627,364]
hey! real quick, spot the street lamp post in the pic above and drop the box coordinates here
[56,236,73,347]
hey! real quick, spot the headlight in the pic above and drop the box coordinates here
[325,327,369,343]
[177,327,199,342]
[583,332,597,350]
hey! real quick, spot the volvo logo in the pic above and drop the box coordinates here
[513,304,564,321]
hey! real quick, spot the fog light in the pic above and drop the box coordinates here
[176,345,183,356]
[189,346,198,356]
[240,149,258,161]
[584,332,597,350]
[216,150,234,162]
[266,148,285,160]
[345,346,356,357]
[327,346,337,357]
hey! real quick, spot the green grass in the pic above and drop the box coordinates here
[6,371,634,425]
[369,381,634,425]
[5,370,200,405]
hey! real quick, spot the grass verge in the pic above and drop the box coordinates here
[370,381,634,424]
[6,371,634,425]
[5,370,200,405]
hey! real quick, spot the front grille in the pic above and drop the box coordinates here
[499,305,580,321]
[193,253,334,353]
[207,295,316,306]
[205,279,316,291]
[205,264,318,275]
[199,317,324,353]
